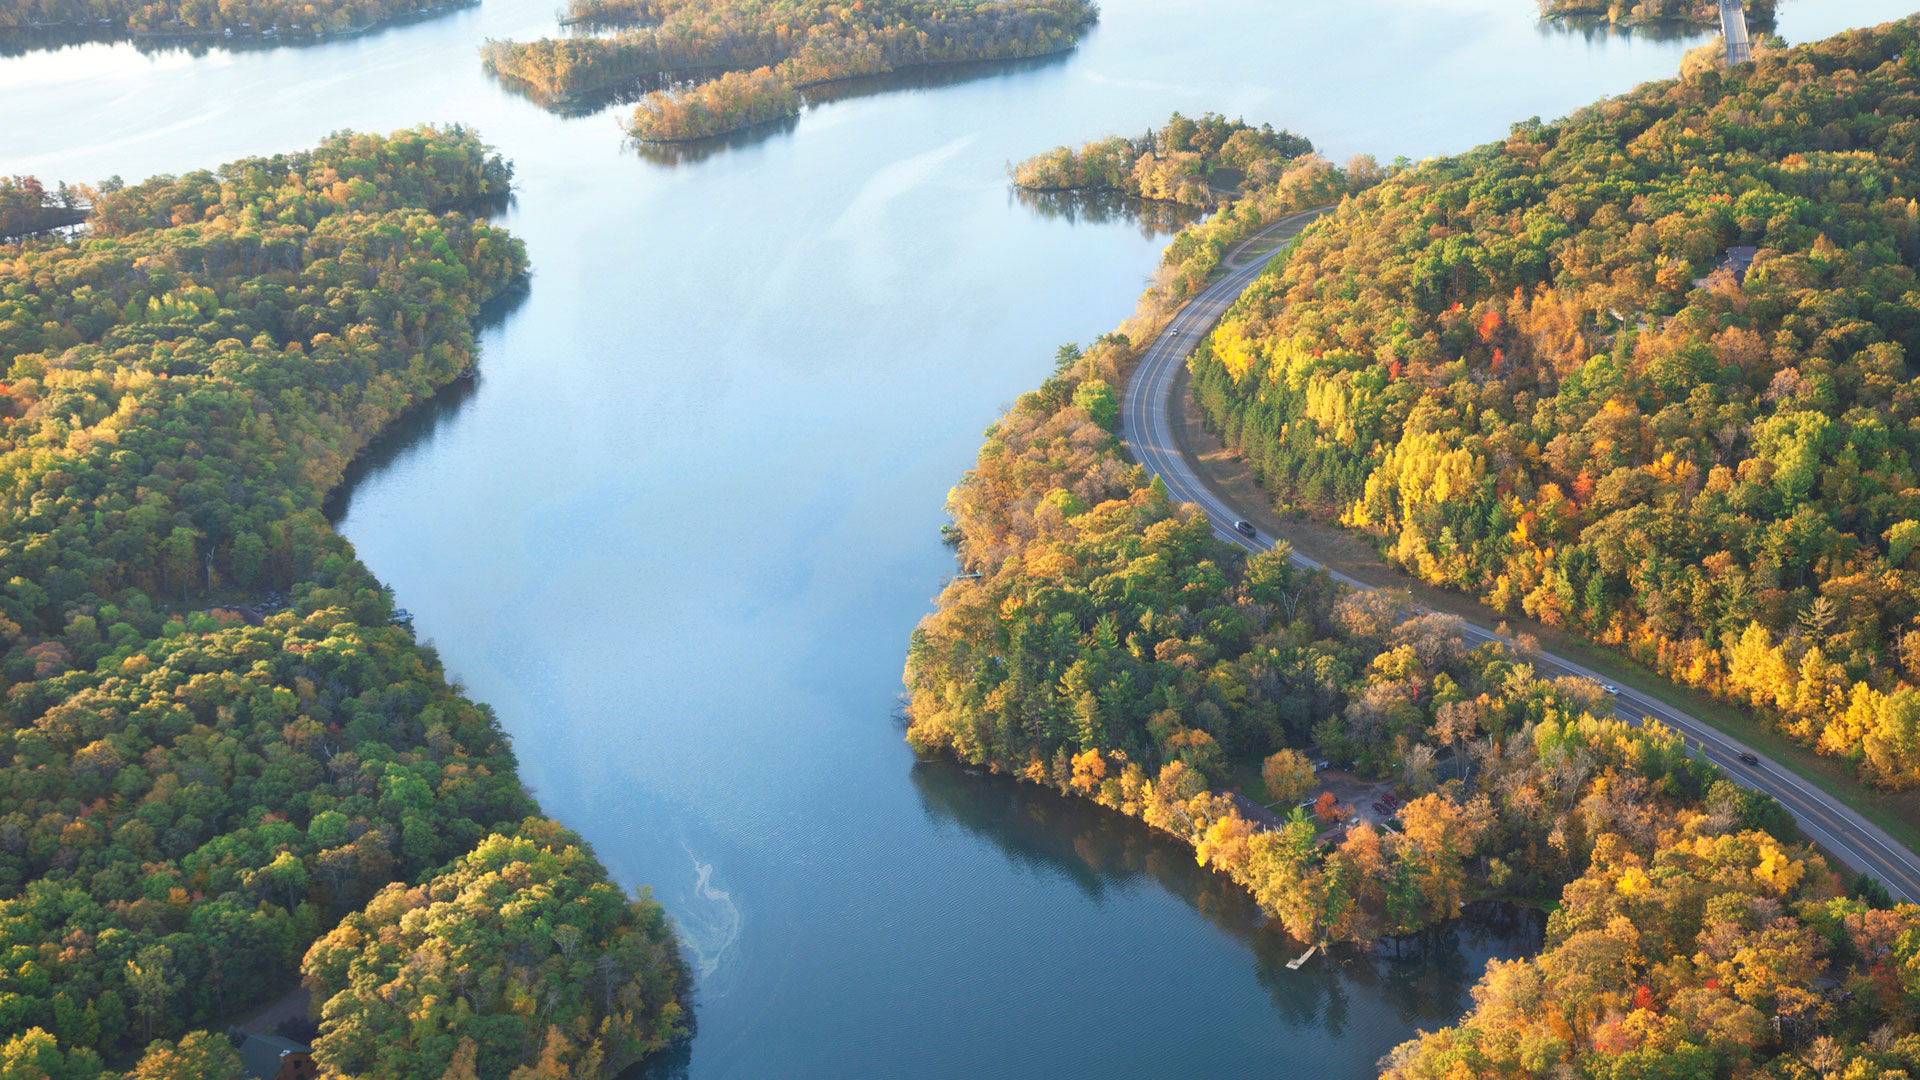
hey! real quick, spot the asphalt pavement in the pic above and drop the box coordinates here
[1117,206,1920,903]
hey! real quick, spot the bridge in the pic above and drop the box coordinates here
[1720,0,1752,64]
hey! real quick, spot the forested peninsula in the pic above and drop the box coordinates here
[1190,18,1920,792]
[1010,111,1314,210]
[912,18,1920,1080]
[0,127,687,1079]
[480,0,1097,140]
[0,0,470,43]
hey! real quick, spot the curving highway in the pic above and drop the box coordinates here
[1118,206,1920,903]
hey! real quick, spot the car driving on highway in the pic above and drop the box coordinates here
[1233,520,1256,538]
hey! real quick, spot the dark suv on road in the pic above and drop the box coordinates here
[1233,520,1257,538]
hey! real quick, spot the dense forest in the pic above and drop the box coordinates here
[0,0,470,40]
[916,25,1920,1071]
[1190,18,1920,790]
[904,257,1821,953]
[1382,825,1920,1078]
[626,65,801,141]
[481,0,1097,139]
[0,127,687,1077]
[1539,0,1774,30]
[1009,112,1314,210]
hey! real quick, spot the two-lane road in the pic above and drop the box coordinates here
[1118,206,1920,903]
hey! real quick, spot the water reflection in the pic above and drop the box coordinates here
[629,114,803,167]
[0,2,473,57]
[798,49,1074,109]
[619,54,1080,163]
[501,48,1075,132]
[490,66,686,117]
[321,278,528,523]
[1534,10,1772,42]
[909,758,1543,1039]
[1010,186,1205,239]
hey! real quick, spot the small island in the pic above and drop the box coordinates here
[481,0,1098,141]
[1010,111,1314,209]
[0,0,474,45]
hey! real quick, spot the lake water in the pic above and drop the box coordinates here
[5,0,1913,1073]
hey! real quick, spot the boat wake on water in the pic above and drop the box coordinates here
[675,844,745,981]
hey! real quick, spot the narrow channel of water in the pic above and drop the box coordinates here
[5,0,1913,1073]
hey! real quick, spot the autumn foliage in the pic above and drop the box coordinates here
[1011,111,1315,210]
[0,0,473,40]
[482,0,1097,140]
[626,65,801,141]
[905,263,1751,950]
[0,128,687,1075]
[1191,18,1920,788]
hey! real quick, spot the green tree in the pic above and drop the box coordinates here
[124,1032,246,1080]
[1072,378,1119,429]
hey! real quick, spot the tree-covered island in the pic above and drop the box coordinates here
[0,127,688,1079]
[480,0,1098,141]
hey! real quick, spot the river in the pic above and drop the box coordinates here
[4,0,1913,1074]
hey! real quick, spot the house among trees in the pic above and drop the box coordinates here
[1691,244,1760,288]
[234,1033,318,1080]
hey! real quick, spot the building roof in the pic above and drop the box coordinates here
[1693,245,1761,289]
[239,1034,311,1080]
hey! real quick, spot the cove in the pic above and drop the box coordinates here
[3,0,1914,1073]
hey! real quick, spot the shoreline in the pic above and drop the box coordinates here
[920,750,1550,956]
[501,40,1084,121]
[1,0,474,50]
[1009,181,1224,210]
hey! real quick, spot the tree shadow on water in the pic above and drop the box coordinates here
[910,757,1543,1040]
[1532,12,1737,43]
[629,113,804,167]
[322,279,530,522]
[799,48,1073,109]
[0,3,476,57]
[1010,187,1206,239]
[587,49,1076,165]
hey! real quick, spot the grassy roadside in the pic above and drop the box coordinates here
[1162,357,1920,860]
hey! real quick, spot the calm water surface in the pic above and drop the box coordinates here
[5,0,1915,1074]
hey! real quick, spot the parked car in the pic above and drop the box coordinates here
[1737,752,1760,767]
[1313,760,1330,772]
[1233,519,1257,538]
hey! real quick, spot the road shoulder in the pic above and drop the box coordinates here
[1164,357,1920,866]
